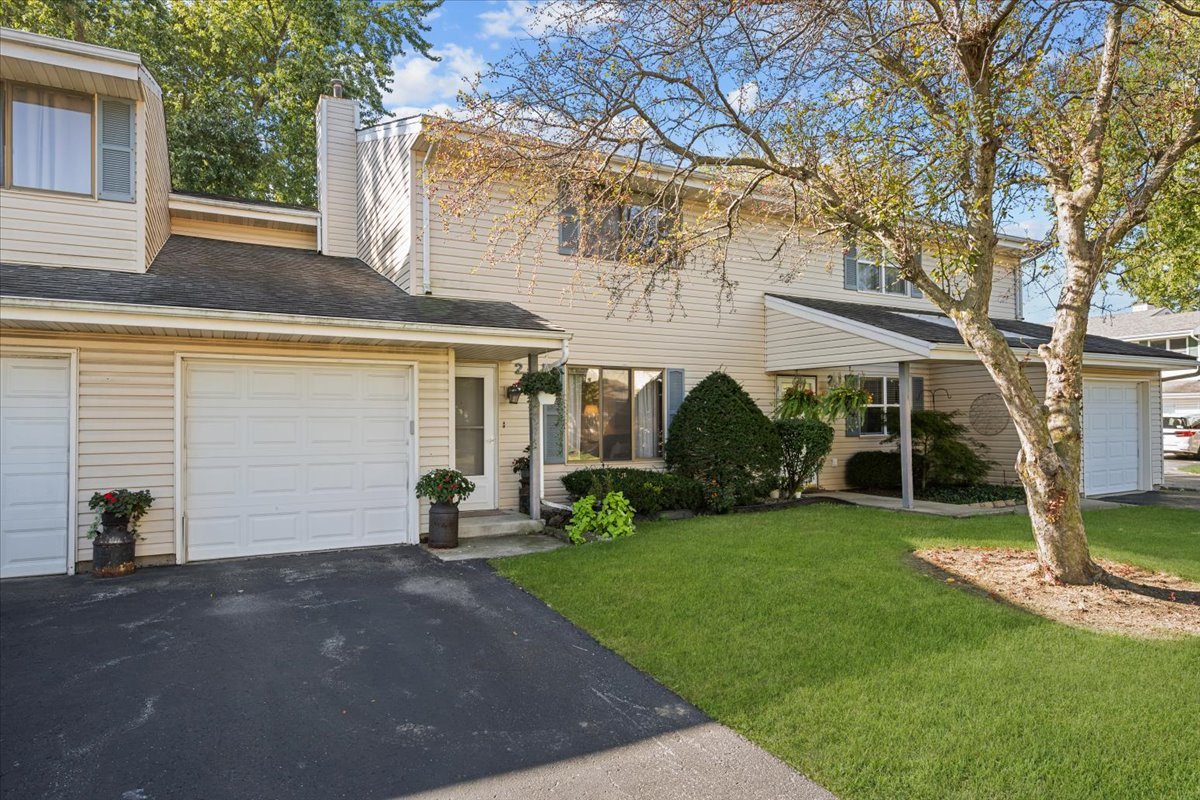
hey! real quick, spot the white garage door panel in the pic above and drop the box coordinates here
[1,356,71,578]
[1083,381,1140,496]
[185,361,413,561]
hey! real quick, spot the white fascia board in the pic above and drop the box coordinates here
[926,342,1194,371]
[0,28,142,80]
[357,116,424,142]
[168,194,319,226]
[765,295,934,357]
[1,297,569,351]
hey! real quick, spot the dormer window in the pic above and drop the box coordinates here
[2,82,134,201]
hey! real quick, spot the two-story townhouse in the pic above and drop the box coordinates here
[2,29,1190,579]
[333,110,1191,513]
[0,29,567,578]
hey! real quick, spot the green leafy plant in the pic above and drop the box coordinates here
[885,409,992,488]
[845,451,920,489]
[921,484,1025,504]
[775,419,835,496]
[87,489,155,538]
[664,371,782,510]
[564,491,636,544]
[415,468,476,505]
[776,383,822,420]
[820,375,872,423]
[561,468,705,515]
[516,368,562,397]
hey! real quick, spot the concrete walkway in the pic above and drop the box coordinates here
[823,491,1126,518]
[0,547,831,800]
[423,532,566,561]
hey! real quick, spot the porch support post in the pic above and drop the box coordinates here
[527,353,542,521]
[899,361,914,510]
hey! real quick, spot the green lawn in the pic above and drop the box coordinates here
[1181,463,1200,475]
[494,506,1200,800]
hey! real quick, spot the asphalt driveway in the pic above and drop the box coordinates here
[0,547,829,800]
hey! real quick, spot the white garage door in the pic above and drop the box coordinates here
[1,355,71,578]
[185,360,414,561]
[1083,381,1140,496]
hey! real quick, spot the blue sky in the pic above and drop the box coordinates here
[380,1,1137,323]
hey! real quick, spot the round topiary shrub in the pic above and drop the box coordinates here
[664,371,782,509]
[775,418,834,496]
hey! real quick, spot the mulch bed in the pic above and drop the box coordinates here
[913,547,1200,639]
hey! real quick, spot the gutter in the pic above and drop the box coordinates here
[0,295,568,346]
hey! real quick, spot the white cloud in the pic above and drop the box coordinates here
[728,81,759,115]
[478,1,545,39]
[382,43,486,115]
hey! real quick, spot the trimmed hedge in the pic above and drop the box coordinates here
[561,468,706,516]
[845,450,925,489]
[665,371,782,509]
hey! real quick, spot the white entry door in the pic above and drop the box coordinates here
[184,360,415,561]
[1,355,71,578]
[1083,380,1141,496]
[454,366,497,511]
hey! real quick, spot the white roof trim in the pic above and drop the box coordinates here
[0,27,142,82]
[0,296,569,350]
[765,295,934,356]
[168,194,319,226]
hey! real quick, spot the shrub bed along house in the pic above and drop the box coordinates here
[561,468,706,516]
[665,371,782,511]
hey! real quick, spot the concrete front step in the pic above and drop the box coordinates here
[458,511,545,538]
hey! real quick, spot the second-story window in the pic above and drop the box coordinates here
[843,239,923,299]
[9,85,93,195]
[559,192,677,263]
[2,82,135,202]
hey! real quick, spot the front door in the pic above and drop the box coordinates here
[455,366,497,511]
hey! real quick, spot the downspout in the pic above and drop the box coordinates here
[420,141,436,295]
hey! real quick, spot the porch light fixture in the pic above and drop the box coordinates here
[506,382,523,404]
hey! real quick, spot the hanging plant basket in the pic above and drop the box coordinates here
[516,368,562,399]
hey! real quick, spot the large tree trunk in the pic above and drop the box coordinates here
[953,312,1102,585]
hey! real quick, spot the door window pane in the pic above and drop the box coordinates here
[601,369,631,461]
[10,86,93,194]
[634,370,663,458]
[568,367,601,461]
[454,377,485,476]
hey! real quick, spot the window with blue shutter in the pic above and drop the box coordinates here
[912,376,925,411]
[665,368,686,437]
[98,97,135,202]
[843,235,858,290]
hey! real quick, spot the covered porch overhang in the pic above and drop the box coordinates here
[0,296,569,362]
[765,294,1191,508]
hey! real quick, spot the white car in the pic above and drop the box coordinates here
[1163,416,1200,458]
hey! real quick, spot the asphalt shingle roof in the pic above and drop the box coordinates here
[1087,307,1200,339]
[768,294,1197,363]
[1,235,561,333]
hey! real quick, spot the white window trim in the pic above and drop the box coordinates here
[859,375,901,437]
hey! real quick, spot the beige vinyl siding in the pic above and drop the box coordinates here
[357,131,416,289]
[168,215,318,250]
[0,189,141,271]
[316,96,359,257]
[924,361,1043,486]
[0,330,452,568]
[143,83,171,264]
[765,308,921,372]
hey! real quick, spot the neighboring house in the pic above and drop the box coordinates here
[0,29,566,579]
[0,30,1190,578]
[1088,306,1200,418]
